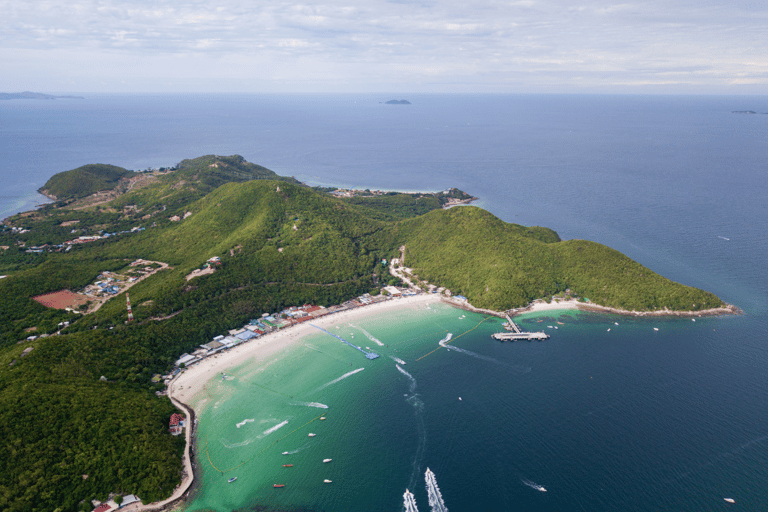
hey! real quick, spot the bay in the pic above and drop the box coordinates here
[2,94,766,511]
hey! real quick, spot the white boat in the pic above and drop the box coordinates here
[320,416,326,420]
[323,458,332,463]
[282,451,289,455]
[724,498,735,503]
[614,322,619,326]
[607,328,611,332]
[537,486,547,492]
[324,479,332,483]
[308,433,316,437]
[653,327,659,331]
[228,477,237,483]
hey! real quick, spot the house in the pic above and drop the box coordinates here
[93,504,112,512]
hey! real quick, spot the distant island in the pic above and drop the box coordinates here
[0,91,84,100]
[385,99,411,104]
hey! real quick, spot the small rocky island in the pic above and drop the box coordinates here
[0,91,84,100]
[385,99,411,105]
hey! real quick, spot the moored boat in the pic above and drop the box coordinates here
[724,498,735,503]
[308,433,316,437]
[228,477,237,483]
[324,479,332,483]
[283,464,293,467]
[273,484,285,488]
[323,458,332,463]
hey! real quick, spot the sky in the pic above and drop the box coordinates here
[2,0,767,94]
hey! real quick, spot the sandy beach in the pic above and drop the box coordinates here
[171,293,442,403]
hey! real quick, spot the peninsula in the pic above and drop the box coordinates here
[0,154,732,511]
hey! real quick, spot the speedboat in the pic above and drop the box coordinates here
[323,458,332,463]
[324,479,332,483]
[724,498,735,503]
[653,327,659,331]
[308,433,316,437]
[320,417,326,420]
[228,477,237,483]
[273,484,285,488]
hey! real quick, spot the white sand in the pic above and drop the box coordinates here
[170,293,442,404]
[522,299,580,313]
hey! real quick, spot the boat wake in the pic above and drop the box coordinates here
[403,488,419,512]
[390,355,406,365]
[437,333,454,347]
[396,365,417,394]
[315,368,365,392]
[235,418,255,429]
[718,235,730,241]
[350,324,384,346]
[259,420,289,438]
[441,339,530,374]
[425,468,448,511]
[521,478,547,492]
[397,365,426,490]
[290,401,329,409]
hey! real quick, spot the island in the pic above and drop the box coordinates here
[385,99,411,104]
[0,91,85,100]
[0,154,734,511]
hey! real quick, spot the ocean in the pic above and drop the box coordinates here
[2,94,767,510]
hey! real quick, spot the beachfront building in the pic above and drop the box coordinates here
[169,413,184,435]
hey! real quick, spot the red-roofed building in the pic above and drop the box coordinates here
[93,504,112,512]
[169,413,184,435]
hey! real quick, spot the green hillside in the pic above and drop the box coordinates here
[40,164,135,200]
[394,206,723,311]
[0,157,729,512]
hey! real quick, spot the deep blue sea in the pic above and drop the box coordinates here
[2,94,767,510]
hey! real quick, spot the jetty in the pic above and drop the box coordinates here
[492,314,549,341]
[309,324,380,359]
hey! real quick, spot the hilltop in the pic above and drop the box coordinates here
[0,155,729,511]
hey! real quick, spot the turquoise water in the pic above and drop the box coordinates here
[186,303,768,511]
[4,94,767,510]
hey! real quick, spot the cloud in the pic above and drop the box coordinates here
[2,0,767,92]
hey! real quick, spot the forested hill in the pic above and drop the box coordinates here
[0,156,727,512]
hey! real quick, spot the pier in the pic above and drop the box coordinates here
[309,324,380,359]
[491,314,549,341]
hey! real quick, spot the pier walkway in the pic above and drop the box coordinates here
[310,324,380,359]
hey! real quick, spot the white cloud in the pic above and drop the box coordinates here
[1,0,767,92]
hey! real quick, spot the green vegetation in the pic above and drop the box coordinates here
[0,155,726,511]
[40,164,136,201]
[393,206,723,311]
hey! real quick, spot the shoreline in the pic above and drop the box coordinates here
[141,292,737,511]
[136,293,443,511]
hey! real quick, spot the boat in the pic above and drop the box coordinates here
[724,498,735,503]
[538,486,547,492]
[283,464,293,467]
[273,484,285,488]
[323,458,332,463]
[324,479,332,483]
[653,327,659,331]
[320,416,326,420]
[308,433,316,437]
[282,451,289,455]
[607,328,611,332]
[614,322,619,326]
[228,477,237,483]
